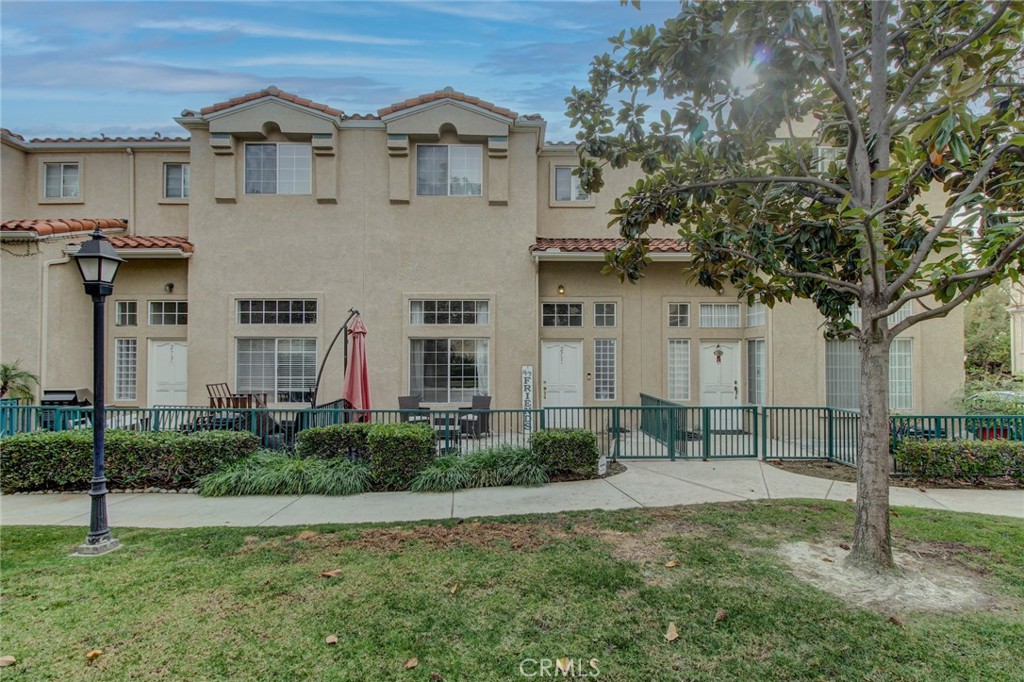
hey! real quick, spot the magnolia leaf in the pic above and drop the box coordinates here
[839,542,851,550]
[85,649,103,661]
[822,557,834,563]
[664,560,680,568]
[404,657,419,670]
[557,658,572,673]
[665,622,679,642]
[320,569,343,578]
[325,635,338,645]
[889,615,905,627]
[450,582,461,595]
[0,656,16,667]
[714,609,729,623]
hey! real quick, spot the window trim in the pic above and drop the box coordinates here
[162,162,190,201]
[698,303,741,328]
[235,337,318,405]
[40,159,83,203]
[409,299,490,326]
[243,142,313,196]
[541,302,584,328]
[148,300,188,326]
[115,300,138,327]
[236,299,318,325]
[667,302,690,328]
[415,144,484,197]
[409,337,490,404]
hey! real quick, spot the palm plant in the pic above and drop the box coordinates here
[0,361,39,401]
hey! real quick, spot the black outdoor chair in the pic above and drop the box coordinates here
[459,395,492,438]
[398,395,430,424]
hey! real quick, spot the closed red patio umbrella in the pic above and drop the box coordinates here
[342,315,371,421]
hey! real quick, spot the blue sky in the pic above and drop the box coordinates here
[1,1,680,142]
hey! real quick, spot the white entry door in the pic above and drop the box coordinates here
[699,341,740,430]
[542,340,583,428]
[148,340,188,407]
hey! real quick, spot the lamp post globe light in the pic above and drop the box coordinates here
[72,229,124,556]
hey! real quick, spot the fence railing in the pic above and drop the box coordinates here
[1,402,1020,466]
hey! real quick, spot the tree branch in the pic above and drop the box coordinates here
[888,277,999,336]
[866,161,930,219]
[663,175,850,198]
[703,245,863,295]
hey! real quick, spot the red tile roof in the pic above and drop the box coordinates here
[104,236,193,253]
[201,86,344,117]
[29,135,187,144]
[1,128,25,141]
[1,218,127,238]
[531,237,688,253]
[378,87,517,119]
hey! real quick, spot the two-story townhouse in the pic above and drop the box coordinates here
[0,86,965,414]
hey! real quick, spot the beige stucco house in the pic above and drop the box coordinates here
[0,86,965,414]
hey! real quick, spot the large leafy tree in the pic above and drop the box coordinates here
[964,285,1012,377]
[567,0,1024,569]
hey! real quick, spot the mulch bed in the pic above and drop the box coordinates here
[768,459,1023,490]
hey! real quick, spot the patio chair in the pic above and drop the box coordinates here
[459,395,492,438]
[398,395,430,424]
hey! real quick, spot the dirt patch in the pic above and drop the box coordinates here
[779,541,1008,613]
[308,521,569,553]
[768,459,1022,489]
[577,517,712,586]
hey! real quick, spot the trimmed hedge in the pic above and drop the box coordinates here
[530,429,600,476]
[895,439,1024,483]
[0,429,259,493]
[367,422,435,490]
[295,423,373,460]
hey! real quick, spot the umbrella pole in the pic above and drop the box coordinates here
[311,308,358,409]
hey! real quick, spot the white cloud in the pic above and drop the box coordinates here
[136,18,422,46]
[229,53,471,77]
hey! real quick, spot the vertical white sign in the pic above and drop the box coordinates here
[521,365,534,433]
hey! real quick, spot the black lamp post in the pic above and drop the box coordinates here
[72,229,124,556]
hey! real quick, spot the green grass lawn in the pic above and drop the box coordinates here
[1,500,1022,681]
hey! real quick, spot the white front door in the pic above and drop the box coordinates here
[699,341,740,430]
[542,340,583,428]
[148,340,188,407]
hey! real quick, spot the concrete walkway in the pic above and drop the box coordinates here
[2,460,1021,528]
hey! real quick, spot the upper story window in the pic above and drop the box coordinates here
[542,302,583,327]
[115,301,138,327]
[410,300,489,325]
[699,303,741,328]
[244,143,312,195]
[813,146,846,174]
[554,167,589,202]
[237,299,317,325]
[164,163,190,199]
[667,303,690,328]
[44,162,79,198]
[747,302,765,327]
[416,145,482,197]
[149,301,188,326]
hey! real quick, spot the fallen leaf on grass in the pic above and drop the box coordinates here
[664,560,680,568]
[917,487,927,493]
[450,582,460,595]
[325,635,338,645]
[320,569,343,578]
[838,542,851,551]
[845,498,854,503]
[556,658,572,673]
[85,650,103,661]
[890,510,900,517]
[430,673,444,681]
[296,530,318,541]
[664,622,679,642]
[822,557,834,563]
[0,656,16,667]
[888,615,904,627]
[404,657,418,670]
[714,609,729,623]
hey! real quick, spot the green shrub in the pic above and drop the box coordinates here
[0,429,258,493]
[409,447,550,492]
[367,422,436,490]
[895,439,1024,483]
[198,451,371,496]
[530,429,600,476]
[409,455,473,492]
[295,423,373,460]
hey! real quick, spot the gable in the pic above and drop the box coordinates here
[383,101,510,139]
[208,99,339,137]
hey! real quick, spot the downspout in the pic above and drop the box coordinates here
[39,252,72,390]
[126,147,136,235]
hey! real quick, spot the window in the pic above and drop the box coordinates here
[114,338,137,401]
[667,339,690,401]
[594,302,617,328]
[44,162,79,198]
[164,163,190,199]
[699,303,741,328]
[813,146,846,174]
[847,302,912,327]
[416,145,482,196]
[115,301,137,327]
[410,338,489,403]
[826,338,913,410]
[667,303,690,328]
[236,338,317,403]
[747,339,766,405]
[747,302,765,327]
[149,301,188,326]
[554,166,589,202]
[410,300,489,325]
[594,339,616,400]
[542,302,583,327]
[244,143,312,195]
[237,299,317,325]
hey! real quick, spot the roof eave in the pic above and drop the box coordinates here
[202,97,344,128]
[380,99,514,126]
[532,251,692,262]
[63,244,192,259]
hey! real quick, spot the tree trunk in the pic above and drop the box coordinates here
[848,333,897,570]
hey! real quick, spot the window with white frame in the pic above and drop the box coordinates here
[236,338,317,403]
[115,301,137,327]
[237,299,317,325]
[668,303,690,327]
[813,146,846,174]
[164,163,190,199]
[542,302,583,327]
[847,302,912,327]
[826,338,913,410]
[244,143,312,195]
[553,166,589,202]
[747,339,766,405]
[699,303,741,328]
[594,339,616,400]
[594,302,616,327]
[747,302,765,327]
[667,339,690,401]
[410,338,489,403]
[44,162,79,198]
[149,301,188,325]
[416,145,482,196]
[114,338,137,401]
[410,300,489,325]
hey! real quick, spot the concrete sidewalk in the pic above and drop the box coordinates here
[2,460,1021,528]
